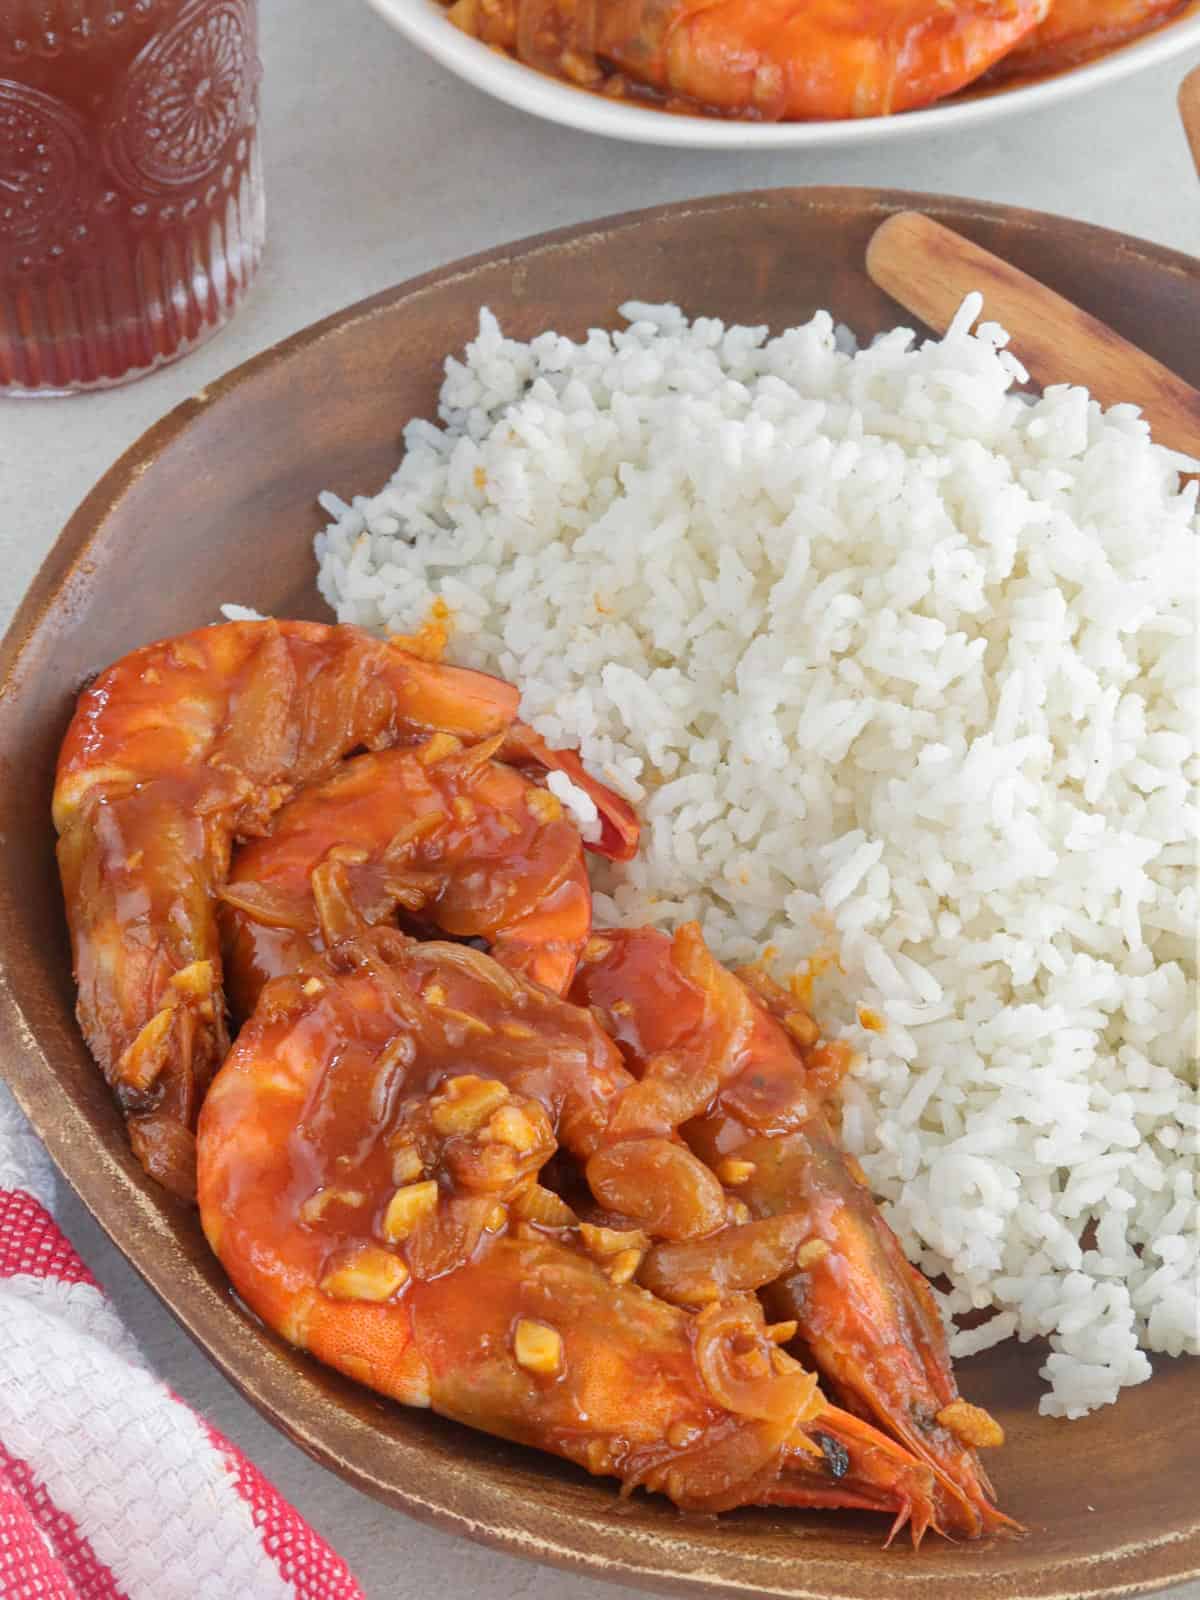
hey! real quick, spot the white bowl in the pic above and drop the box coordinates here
[363,0,1200,149]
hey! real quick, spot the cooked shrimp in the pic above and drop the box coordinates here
[988,0,1184,76]
[52,620,521,1199]
[219,737,604,1016]
[571,925,1016,1540]
[451,0,1050,119]
[197,926,938,1531]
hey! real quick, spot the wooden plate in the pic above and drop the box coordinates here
[0,189,1195,1600]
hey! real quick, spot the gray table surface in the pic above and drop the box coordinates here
[2,3,1197,1596]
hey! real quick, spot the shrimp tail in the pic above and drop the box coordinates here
[501,722,640,861]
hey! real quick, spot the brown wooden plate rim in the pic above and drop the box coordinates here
[1,187,1197,1600]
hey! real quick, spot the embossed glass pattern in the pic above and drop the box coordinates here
[0,0,263,393]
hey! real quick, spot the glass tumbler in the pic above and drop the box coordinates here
[0,0,264,394]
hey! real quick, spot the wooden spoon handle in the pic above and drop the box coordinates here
[866,211,1200,459]
[1180,62,1200,180]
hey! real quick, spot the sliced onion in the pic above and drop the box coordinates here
[415,940,528,1003]
[586,1137,726,1241]
[406,1194,494,1281]
[511,1183,577,1228]
[218,879,316,932]
[641,1214,812,1305]
[310,852,369,945]
[693,1298,822,1426]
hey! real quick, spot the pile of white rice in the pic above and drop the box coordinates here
[316,298,1198,1419]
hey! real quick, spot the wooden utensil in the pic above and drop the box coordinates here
[1181,62,1200,178]
[867,211,1200,458]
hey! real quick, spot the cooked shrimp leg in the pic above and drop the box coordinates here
[571,925,1016,1539]
[197,927,936,1529]
[219,736,614,1016]
[53,620,521,1198]
[759,1403,938,1543]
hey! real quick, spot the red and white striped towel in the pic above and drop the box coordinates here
[0,1082,365,1600]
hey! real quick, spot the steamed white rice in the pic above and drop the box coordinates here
[315,298,1199,1419]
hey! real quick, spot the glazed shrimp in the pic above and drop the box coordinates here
[571,925,1016,1540]
[197,927,937,1531]
[53,620,522,1198]
[453,0,1050,119]
[988,0,1185,77]
[219,737,610,1018]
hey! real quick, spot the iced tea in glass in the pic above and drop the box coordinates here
[0,0,264,393]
